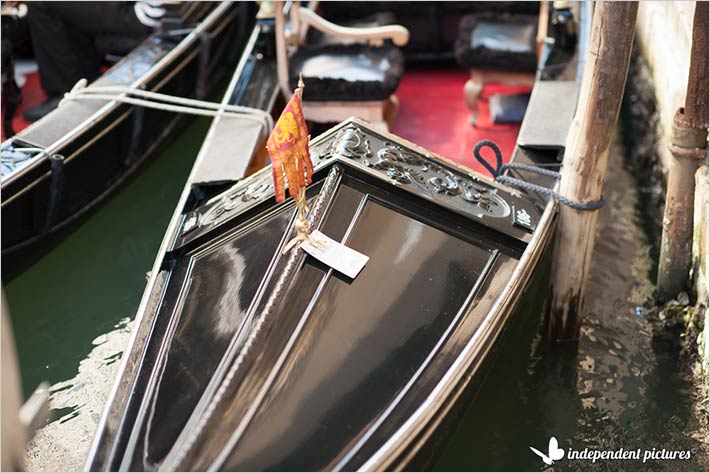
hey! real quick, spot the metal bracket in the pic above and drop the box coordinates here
[43,154,65,234]
[124,87,146,167]
[669,107,708,160]
[195,32,213,100]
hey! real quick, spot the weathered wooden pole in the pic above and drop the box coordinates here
[657,1,709,301]
[545,1,639,342]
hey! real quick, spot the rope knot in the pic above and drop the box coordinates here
[472,140,605,212]
[282,187,323,254]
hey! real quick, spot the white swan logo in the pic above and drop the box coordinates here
[530,436,565,465]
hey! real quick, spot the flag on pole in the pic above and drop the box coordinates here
[266,77,313,203]
[266,77,316,253]
[264,78,370,274]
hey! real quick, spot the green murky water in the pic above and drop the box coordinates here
[5,118,211,398]
[4,121,707,471]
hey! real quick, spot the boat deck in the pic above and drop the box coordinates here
[392,68,529,175]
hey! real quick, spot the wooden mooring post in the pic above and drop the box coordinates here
[657,1,709,301]
[545,1,639,342]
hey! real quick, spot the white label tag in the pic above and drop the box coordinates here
[301,230,369,279]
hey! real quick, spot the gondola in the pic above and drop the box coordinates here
[0,1,257,277]
[87,1,590,470]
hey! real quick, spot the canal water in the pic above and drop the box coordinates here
[5,118,211,470]
[435,137,707,472]
[5,121,707,470]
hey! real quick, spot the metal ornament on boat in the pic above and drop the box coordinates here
[178,119,537,248]
[318,124,512,219]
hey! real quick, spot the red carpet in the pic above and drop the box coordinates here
[392,69,529,176]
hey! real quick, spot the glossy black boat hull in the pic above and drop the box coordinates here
[86,2,589,470]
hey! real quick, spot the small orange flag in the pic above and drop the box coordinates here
[266,81,313,203]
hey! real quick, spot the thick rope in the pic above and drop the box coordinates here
[59,80,274,131]
[473,140,605,211]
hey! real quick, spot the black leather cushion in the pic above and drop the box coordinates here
[455,14,538,72]
[320,2,539,22]
[320,2,538,60]
[289,43,405,102]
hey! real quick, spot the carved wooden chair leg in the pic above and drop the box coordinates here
[383,95,399,130]
[464,76,483,125]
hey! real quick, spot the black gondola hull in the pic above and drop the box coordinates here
[1,1,257,278]
[85,2,590,470]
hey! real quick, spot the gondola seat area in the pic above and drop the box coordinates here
[455,12,539,124]
[295,1,544,173]
[289,43,405,102]
[276,3,409,130]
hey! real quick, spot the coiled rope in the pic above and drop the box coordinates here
[473,140,605,211]
[59,79,274,131]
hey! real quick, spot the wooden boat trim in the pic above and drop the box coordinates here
[116,257,196,471]
[84,19,275,470]
[1,0,237,187]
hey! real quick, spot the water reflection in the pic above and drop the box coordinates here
[4,119,211,471]
[25,318,133,472]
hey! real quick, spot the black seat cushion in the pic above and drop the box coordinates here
[320,2,539,21]
[289,43,405,102]
[320,2,538,60]
[455,14,538,73]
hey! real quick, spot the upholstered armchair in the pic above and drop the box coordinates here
[274,1,410,130]
[455,4,542,125]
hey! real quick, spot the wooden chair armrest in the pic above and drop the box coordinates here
[297,7,410,47]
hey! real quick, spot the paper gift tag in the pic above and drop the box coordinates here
[301,230,369,279]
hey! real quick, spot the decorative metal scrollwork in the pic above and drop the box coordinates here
[184,123,517,237]
[461,181,510,218]
[182,175,273,235]
[319,125,510,219]
[363,144,428,189]
[318,125,372,161]
[427,165,461,196]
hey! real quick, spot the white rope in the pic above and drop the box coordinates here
[59,80,274,131]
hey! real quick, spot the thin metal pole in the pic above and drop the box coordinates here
[657,1,709,301]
